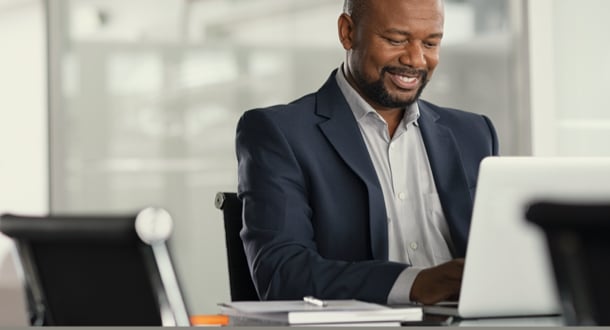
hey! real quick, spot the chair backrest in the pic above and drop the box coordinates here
[214,192,259,301]
[526,201,610,326]
[0,208,190,326]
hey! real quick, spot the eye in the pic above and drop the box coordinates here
[384,37,407,46]
[423,40,440,49]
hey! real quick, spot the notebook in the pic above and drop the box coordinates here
[424,156,610,319]
[219,299,422,325]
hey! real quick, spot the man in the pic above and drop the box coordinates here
[236,0,498,305]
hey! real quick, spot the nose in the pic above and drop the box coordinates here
[399,43,426,69]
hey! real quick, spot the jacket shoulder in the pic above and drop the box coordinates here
[240,92,320,129]
[419,99,484,120]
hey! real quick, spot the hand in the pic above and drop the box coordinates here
[409,258,464,305]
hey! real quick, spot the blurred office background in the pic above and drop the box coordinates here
[2,0,610,315]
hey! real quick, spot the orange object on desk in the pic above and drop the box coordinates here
[190,314,230,326]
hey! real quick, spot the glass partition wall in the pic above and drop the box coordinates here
[48,0,529,312]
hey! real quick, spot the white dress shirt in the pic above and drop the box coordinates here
[335,65,455,304]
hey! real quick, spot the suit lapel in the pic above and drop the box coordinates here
[315,73,389,260]
[418,102,472,256]
[313,73,472,259]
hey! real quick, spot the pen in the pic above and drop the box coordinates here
[303,296,327,307]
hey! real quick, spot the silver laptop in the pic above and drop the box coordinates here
[425,156,610,319]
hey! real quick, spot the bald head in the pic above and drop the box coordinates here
[343,0,368,23]
[343,0,444,23]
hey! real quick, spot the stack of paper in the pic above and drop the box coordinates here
[218,299,422,326]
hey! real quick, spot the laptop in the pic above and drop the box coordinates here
[424,156,610,319]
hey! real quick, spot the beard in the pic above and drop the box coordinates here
[354,66,428,109]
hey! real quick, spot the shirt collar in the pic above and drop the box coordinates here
[335,63,420,127]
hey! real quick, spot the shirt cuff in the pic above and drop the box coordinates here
[387,266,425,305]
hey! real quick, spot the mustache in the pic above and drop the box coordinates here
[383,66,427,78]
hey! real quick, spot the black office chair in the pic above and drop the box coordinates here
[526,201,610,326]
[0,208,190,326]
[214,192,259,301]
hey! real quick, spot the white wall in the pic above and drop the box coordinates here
[0,1,48,214]
[0,0,47,325]
[528,0,557,156]
[529,0,610,156]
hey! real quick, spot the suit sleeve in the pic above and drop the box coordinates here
[235,109,406,303]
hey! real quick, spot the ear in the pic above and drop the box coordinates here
[337,13,354,50]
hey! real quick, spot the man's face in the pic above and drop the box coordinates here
[340,0,444,111]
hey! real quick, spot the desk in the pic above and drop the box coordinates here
[214,300,565,327]
[454,315,564,327]
[404,314,563,327]
[223,313,564,327]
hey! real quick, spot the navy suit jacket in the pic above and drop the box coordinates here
[236,70,499,303]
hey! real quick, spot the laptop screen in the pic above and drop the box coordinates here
[458,157,610,318]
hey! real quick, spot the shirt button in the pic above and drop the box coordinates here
[410,242,418,250]
[387,217,391,224]
[398,192,406,200]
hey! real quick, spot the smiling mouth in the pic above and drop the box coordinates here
[389,72,420,90]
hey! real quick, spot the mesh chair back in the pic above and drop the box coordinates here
[0,209,190,326]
